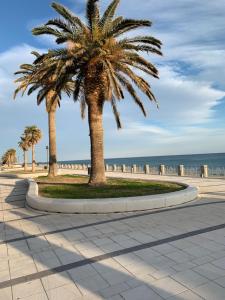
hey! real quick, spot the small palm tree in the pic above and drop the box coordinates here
[1,151,10,167]
[14,52,73,177]
[18,135,29,171]
[33,0,162,185]
[2,149,17,168]
[24,126,42,173]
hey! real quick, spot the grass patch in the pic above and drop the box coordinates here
[37,175,184,199]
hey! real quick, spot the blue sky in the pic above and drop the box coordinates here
[0,0,225,162]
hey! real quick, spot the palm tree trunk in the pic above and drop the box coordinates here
[88,100,106,186]
[10,155,13,168]
[48,106,58,177]
[32,144,35,173]
[24,151,28,171]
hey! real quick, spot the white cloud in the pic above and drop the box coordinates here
[151,66,225,125]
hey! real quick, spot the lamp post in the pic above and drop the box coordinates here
[46,146,49,170]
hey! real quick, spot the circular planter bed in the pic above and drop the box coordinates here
[26,176,198,214]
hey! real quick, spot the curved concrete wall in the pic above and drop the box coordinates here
[26,179,199,214]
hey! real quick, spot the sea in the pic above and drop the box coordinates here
[60,153,225,168]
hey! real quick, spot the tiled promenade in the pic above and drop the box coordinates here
[0,173,225,299]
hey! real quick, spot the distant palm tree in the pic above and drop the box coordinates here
[24,126,42,173]
[18,135,29,171]
[14,52,73,177]
[2,149,17,168]
[33,0,162,185]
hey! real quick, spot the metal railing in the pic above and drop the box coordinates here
[58,163,225,178]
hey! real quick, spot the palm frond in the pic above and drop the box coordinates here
[46,18,72,33]
[86,0,100,30]
[73,70,85,101]
[120,36,162,48]
[106,19,152,38]
[27,84,41,96]
[51,2,87,31]
[111,96,122,129]
[31,51,41,58]
[104,60,123,100]
[120,44,162,56]
[80,95,86,119]
[100,0,120,27]
[32,26,62,38]
[116,73,147,116]
[117,64,157,102]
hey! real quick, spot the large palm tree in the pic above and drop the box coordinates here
[14,52,73,177]
[24,126,42,173]
[18,135,29,171]
[33,0,162,185]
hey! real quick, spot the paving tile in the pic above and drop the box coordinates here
[99,269,131,285]
[121,284,163,300]
[46,283,82,300]
[99,282,130,298]
[209,250,225,259]
[0,269,10,282]
[193,263,225,280]
[165,250,193,264]
[35,257,62,271]
[211,257,225,269]
[183,245,212,257]
[214,275,225,288]
[122,259,157,276]
[152,244,178,255]
[41,271,72,290]
[0,287,12,300]
[12,279,44,299]
[68,264,99,281]
[75,273,109,293]
[106,295,123,300]
[149,277,188,299]
[151,267,177,280]
[167,290,205,300]
[19,292,48,300]
[171,269,209,289]
[171,261,197,272]
[125,277,148,288]
[193,281,225,300]
[191,255,213,266]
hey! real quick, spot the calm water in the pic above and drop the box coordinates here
[60,153,225,168]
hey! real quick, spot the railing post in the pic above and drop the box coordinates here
[132,164,137,173]
[159,164,165,175]
[201,165,208,178]
[145,164,150,174]
[113,164,117,172]
[105,164,109,172]
[122,164,126,172]
[178,165,184,176]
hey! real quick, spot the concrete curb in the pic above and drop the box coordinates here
[26,179,199,214]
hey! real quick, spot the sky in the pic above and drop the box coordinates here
[0,0,225,162]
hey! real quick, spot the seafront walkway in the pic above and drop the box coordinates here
[0,173,225,299]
